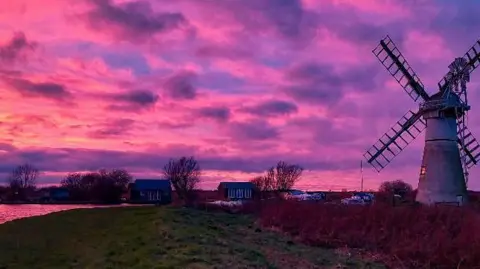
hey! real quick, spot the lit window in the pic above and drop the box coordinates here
[245,189,252,198]
[420,166,426,175]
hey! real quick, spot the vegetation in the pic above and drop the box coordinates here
[163,156,201,205]
[258,200,480,269]
[61,169,132,203]
[250,161,303,192]
[378,180,413,198]
[6,163,39,201]
[0,206,383,269]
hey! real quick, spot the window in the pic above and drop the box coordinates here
[228,189,236,198]
[152,191,159,201]
[236,189,244,198]
[420,166,426,176]
[245,189,252,198]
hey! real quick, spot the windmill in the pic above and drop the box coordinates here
[364,36,480,205]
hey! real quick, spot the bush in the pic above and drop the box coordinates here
[258,200,480,268]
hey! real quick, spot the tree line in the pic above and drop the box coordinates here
[0,158,305,204]
[0,158,413,204]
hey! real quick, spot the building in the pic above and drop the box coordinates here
[129,179,172,204]
[50,188,70,201]
[217,182,256,200]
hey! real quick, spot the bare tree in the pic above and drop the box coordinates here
[251,161,303,193]
[8,163,38,189]
[250,176,266,191]
[163,156,201,203]
[270,161,303,191]
[250,174,275,192]
[7,163,39,200]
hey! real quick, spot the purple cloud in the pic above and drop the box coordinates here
[88,119,136,139]
[83,0,188,42]
[195,106,231,122]
[226,120,279,141]
[240,99,298,117]
[162,70,197,100]
[105,89,159,112]
[0,32,37,64]
[2,77,72,102]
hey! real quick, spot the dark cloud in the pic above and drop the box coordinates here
[0,142,360,179]
[83,0,187,42]
[282,62,344,105]
[162,70,197,100]
[0,32,37,64]
[240,99,298,117]
[314,5,406,46]
[2,77,72,102]
[226,120,279,141]
[427,1,480,52]
[195,106,231,122]
[289,116,359,145]
[88,119,136,139]
[282,62,379,105]
[188,0,317,46]
[196,71,246,92]
[105,89,159,112]
[195,45,253,60]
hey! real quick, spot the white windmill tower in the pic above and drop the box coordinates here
[364,36,480,205]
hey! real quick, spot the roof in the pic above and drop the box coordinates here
[134,179,171,190]
[218,182,256,189]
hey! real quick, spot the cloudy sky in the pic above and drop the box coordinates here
[0,0,479,190]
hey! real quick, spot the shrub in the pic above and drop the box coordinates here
[258,201,480,268]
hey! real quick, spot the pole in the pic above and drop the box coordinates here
[360,160,364,192]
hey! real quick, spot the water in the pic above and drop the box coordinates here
[0,204,140,224]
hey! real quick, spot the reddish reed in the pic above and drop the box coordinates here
[257,200,480,269]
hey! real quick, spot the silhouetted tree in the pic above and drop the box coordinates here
[61,169,132,203]
[61,172,86,200]
[250,161,303,193]
[7,163,38,200]
[379,180,413,198]
[270,161,303,191]
[163,156,201,204]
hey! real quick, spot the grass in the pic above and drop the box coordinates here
[0,206,384,269]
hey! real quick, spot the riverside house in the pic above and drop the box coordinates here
[129,179,172,204]
[217,182,256,201]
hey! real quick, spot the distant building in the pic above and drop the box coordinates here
[217,182,256,200]
[50,188,70,201]
[129,179,172,204]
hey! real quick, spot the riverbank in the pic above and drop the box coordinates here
[0,206,384,269]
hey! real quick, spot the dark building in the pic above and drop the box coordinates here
[129,179,172,204]
[50,188,70,201]
[217,182,256,200]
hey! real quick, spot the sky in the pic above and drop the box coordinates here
[0,0,480,191]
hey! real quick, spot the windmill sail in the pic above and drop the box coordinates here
[457,119,480,168]
[373,35,430,102]
[364,110,426,172]
[438,40,480,92]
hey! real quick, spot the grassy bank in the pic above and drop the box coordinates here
[0,206,384,269]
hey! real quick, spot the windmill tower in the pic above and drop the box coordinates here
[364,36,480,205]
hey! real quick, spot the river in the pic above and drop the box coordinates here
[0,204,141,224]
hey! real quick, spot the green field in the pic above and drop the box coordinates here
[0,206,385,269]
